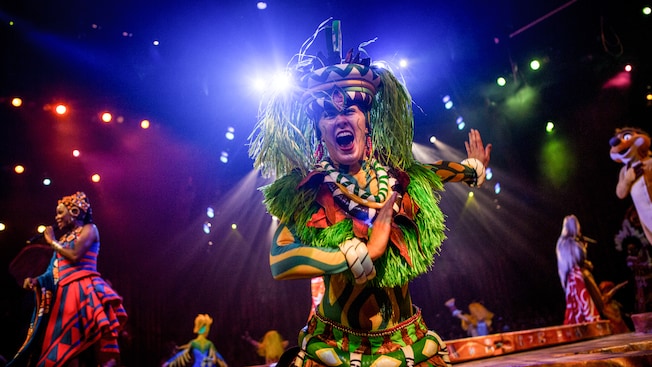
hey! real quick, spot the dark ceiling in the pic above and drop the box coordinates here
[1,0,651,366]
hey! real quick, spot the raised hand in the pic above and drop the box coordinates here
[367,192,397,260]
[465,129,492,168]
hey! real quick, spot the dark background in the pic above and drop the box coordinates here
[1,0,650,366]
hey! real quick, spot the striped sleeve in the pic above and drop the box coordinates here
[270,224,349,280]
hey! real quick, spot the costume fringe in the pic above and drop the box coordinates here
[262,164,445,288]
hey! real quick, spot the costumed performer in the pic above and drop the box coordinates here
[8,192,128,367]
[610,127,652,245]
[444,298,494,337]
[248,19,492,367]
[242,330,289,365]
[555,214,603,324]
[163,314,228,367]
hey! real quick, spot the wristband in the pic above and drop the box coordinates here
[461,158,485,187]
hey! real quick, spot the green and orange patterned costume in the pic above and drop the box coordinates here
[249,20,486,367]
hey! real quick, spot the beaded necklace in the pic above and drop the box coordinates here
[318,159,400,222]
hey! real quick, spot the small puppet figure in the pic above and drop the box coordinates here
[445,298,494,337]
[242,330,289,365]
[163,314,228,367]
[599,280,631,334]
[610,127,652,245]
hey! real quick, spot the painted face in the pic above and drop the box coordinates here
[318,104,368,170]
[55,203,77,229]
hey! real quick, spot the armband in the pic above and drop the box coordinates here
[461,158,486,187]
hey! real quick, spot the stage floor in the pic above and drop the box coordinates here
[454,332,652,366]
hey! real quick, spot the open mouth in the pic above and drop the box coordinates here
[336,131,354,147]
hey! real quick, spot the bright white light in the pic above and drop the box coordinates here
[206,207,215,218]
[625,64,632,72]
[497,77,506,86]
[546,121,555,133]
[0,222,5,231]
[444,101,453,110]
[486,167,493,181]
[643,6,651,15]
[272,72,293,92]
[231,223,237,230]
[399,59,408,68]
[225,127,235,140]
[494,182,501,194]
[101,112,112,123]
[442,95,451,103]
[257,2,267,10]
[43,178,51,186]
[203,222,212,234]
[220,151,229,164]
[153,40,160,46]
[468,192,474,198]
[530,59,541,70]
[457,121,465,130]
[429,136,437,144]
[73,149,80,157]
[140,119,150,129]
[252,78,266,91]
[55,104,67,115]
[456,116,464,124]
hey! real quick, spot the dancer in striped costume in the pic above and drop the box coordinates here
[249,20,491,367]
[9,192,127,367]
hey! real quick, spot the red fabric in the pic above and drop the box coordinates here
[563,266,600,325]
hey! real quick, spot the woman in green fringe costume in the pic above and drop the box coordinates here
[249,19,492,367]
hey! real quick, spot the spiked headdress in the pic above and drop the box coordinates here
[249,19,416,178]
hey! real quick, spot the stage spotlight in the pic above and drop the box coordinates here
[272,72,293,92]
[457,121,465,130]
[468,191,474,198]
[252,78,266,92]
[643,6,651,15]
[486,167,493,181]
[257,2,268,10]
[11,97,22,107]
[37,225,46,233]
[444,100,453,110]
[91,173,101,182]
[0,222,5,231]
[101,112,112,123]
[43,178,51,186]
[231,223,237,230]
[225,127,235,140]
[625,64,632,72]
[203,222,212,234]
[14,165,25,174]
[72,149,81,157]
[140,119,150,129]
[494,182,501,194]
[496,77,506,86]
[153,40,160,46]
[546,121,555,133]
[429,136,437,144]
[206,207,215,218]
[529,59,541,71]
[220,151,229,163]
[55,104,67,115]
[399,59,408,68]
